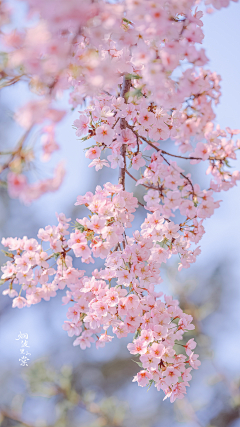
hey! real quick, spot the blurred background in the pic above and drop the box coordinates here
[0,2,240,426]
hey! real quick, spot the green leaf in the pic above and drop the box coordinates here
[122,18,132,24]
[132,87,144,98]
[156,238,168,248]
[1,250,14,258]
[74,222,85,232]
[125,73,142,80]
[133,328,141,340]
[131,359,143,368]
[80,135,89,142]
[147,379,154,391]
[224,159,232,168]
[53,252,60,260]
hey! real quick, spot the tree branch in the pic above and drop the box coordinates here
[123,123,196,197]
[118,76,131,190]
[125,169,158,190]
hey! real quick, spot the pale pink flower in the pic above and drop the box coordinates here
[74,115,89,137]
[140,353,159,370]
[125,294,139,310]
[2,288,18,298]
[138,110,155,127]
[144,190,159,206]
[105,289,119,307]
[73,242,91,259]
[96,333,114,349]
[189,352,201,369]
[12,296,27,309]
[127,339,147,355]
[73,331,95,350]
[86,146,101,159]
[1,261,16,279]
[7,173,28,199]
[150,343,165,359]
[132,153,146,170]
[184,338,197,356]
[62,321,82,337]
[95,125,115,146]
[107,153,124,169]
[66,304,81,322]
[163,222,180,239]
[163,366,179,386]
[89,159,110,171]
[87,215,105,233]
[140,329,154,345]
[133,370,152,387]
[190,142,210,163]
[118,129,136,148]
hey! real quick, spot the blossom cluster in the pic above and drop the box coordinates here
[75,88,240,192]
[0,0,239,200]
[1,184,200,402]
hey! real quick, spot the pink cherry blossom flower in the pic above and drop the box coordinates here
[189,352,201,369]
[7,173,28,199]
[127,339,148,355]
[73,115,89,137]
[133,370,152,387]
[86,146,101,159]
[1,261,16,279]
[107,153,124,169]
[95,125,115,146]
[150,343,165,359]
[89,159,110,171]
[184,338,197,356]
[163,366,179,386]
[132,153,146,170]
[73,331,95,350]
[12,296,27,309]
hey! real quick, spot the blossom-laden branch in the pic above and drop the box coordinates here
[0,0,240,404]
[1,202,200,403]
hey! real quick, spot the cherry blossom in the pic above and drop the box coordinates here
[0,0,240,403]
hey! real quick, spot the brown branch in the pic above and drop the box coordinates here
[124,122,227,165]
[161,151,202,161]
[160,153,195,197]
[125,169,158,190]
[0,75,23,90]
[124,124,196,197]
[0,127,32,174]
[118,76,131,190]
[112,116,120,129]
[1,409,35,427]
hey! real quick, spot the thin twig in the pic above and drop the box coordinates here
[125,169,158,190]
[124,123,196,197]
